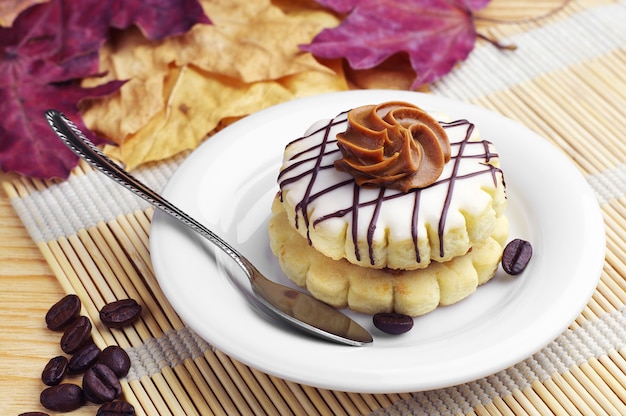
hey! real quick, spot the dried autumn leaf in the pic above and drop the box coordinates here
[171,0,339,82]
[82,0,348,169]
[0,0,48,27]
[109,0,210,40]
[107,65,292,167]
[0,1,117,178]
[81,28,173,141]
[97,59,348,170]
[82,0,341,141]
[0,0,209,179]
[1,81,125,179]
[301,0,490,89]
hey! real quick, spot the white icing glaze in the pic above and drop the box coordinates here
[277,110,506,269]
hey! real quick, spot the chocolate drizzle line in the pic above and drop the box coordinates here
[368,187,386,265]
[411,190,422,263]
[278,116,346,240]
[278,114,502,266]
[351,184,360,261]
[438,121,473,257]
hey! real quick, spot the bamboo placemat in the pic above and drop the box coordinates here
[4,1,626,414]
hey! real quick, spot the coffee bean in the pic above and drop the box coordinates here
[100,345,131,378]
[60,315,92,354]
[373,312,414,334]
[18,412,49,416]
[40,383,85,412]
[69,342,101,373]
[502,239,533,275]
[45,294,81,331]
[83,363,122,404]
[41,355,68,386]
[97,400,136,416]
[99,299,142,329]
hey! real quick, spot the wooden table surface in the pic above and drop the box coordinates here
[0,171,99,415]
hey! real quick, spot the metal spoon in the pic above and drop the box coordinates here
[45,110,373,346]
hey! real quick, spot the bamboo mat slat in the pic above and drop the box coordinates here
[3,0,626,414]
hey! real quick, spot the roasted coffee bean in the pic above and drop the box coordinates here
[41,355,68,386]
[502,239,533,275]
[45,294,81,331]
[40,383,85,412]
[83,363,122,404]
[373,312,414,334]
[100,345,131,378]
[99,299,142,329]
[97,400,136,416]
[69,342,101,373]
[18,412,50,416]
[60,315,92,354]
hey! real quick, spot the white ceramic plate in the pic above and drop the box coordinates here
[150,90,605,393]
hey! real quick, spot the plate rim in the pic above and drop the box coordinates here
[149,90,605,393]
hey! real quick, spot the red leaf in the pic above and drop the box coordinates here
[0,0,209,179]
[110,0,210,40]
[0,80,125,179]
[301,0,490,89]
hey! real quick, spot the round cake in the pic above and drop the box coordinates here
[270,196,509,316]
[270,101,508,316]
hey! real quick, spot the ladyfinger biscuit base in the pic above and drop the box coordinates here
[269,196,509,317]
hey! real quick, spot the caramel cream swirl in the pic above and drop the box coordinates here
[334,101,451,192]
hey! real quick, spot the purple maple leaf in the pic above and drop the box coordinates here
[302,0,490,89]
[0,0,209,179]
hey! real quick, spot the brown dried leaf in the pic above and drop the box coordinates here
[81,28,173,141]
[109,61,347,169]
[83,0,348,169]
[172,0,339,82]
[81,0,347,169]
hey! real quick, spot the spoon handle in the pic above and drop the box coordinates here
[45,110,373,346]
[44,110,251,278]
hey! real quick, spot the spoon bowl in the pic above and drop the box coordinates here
[45,109,373,347]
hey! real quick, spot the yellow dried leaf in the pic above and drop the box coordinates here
[82,0,347,169]
[280,58,347,97]
[81,28,174,143]
[171,0,340,82]
[114,62,348,170]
